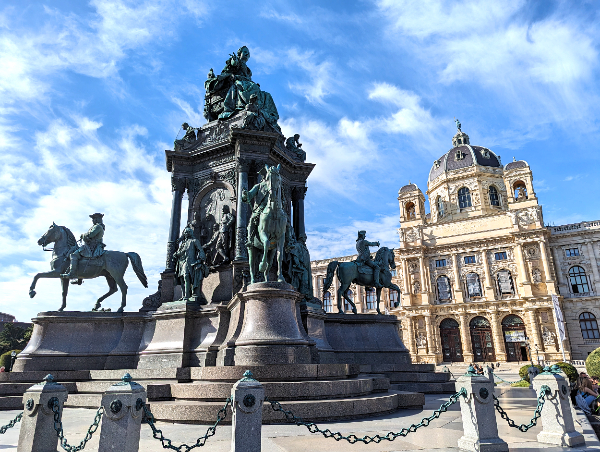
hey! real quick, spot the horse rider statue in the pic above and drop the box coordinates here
[61,213,106,279]
[355,230,382,288]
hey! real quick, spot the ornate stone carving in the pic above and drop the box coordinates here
[416,332,427,348]
[140,280,162,312]
[171,176,187,193]
[413,280,421,294]
[406,227,418,242]
[542,326,555,346]
[532,268,542,283]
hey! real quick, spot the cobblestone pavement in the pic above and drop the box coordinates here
[1,387,598,451]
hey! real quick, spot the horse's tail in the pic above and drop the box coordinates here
[127,252,148,288]
[323,261,339,294]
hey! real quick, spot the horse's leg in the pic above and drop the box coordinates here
[112,273,128,313]
[94,271,118,311]
[258,230,270,274]
[29,270,62,298]
[276,237,285,282]
[338,281,351,314]
[59,277,69,311]
[376,287,382,314]
[248,245,258,284]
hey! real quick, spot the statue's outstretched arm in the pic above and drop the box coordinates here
[243,184,260,203]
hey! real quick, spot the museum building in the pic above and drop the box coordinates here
[311,127,600,364]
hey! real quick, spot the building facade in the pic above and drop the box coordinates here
[312,128,600,364]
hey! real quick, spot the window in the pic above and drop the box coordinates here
[437,276,452,301]
[566,248,580,257]
[513,181,528,201]
[579,312,600,339]
[389,289,399,306]
[569,266,590,294]
[464,255,476,264]
[390,269,397,277]
[406,202,416,220]
[495,252,507,260]
[345,289,353,311]
[437,196,445,217]
[458,187,472,209]
[366,288,376,310]
[323,292,332,312]
[497,270,514,295]
[466,273,482,297]
[489,186,500,207]
[435,259,447,267]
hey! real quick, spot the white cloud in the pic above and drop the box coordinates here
[286,49,335,104]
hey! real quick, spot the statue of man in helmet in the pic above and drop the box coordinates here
[355,230,382,288]
[61,213,106,279]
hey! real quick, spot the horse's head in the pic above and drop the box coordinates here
[388,247,396,269]
[38,222,61,248]
[263,164,282,207]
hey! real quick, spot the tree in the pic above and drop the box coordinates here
[0,324,32,356]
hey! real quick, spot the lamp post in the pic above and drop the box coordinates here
[8,351,16,372]
[524,337,534,367]
[534,344,540,365]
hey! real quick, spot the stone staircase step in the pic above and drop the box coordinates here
[386,372,450,383]
[391,382,456,394]
[0,370,91,383]
[74,380,177,394]
[64,394,103,408]
[0,382,78,395]
[0,396,23,410]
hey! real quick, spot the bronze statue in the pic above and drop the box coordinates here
[285,134,306,161]
[174,123,198,151]
[355,230,382,288]
[61,213,106,279]
[173,225,209,303]
[284,226,313,299]
[203,205,235,266]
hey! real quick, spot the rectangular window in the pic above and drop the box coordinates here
[391,269,397,277]
[565,248,580,257]
[495,252,507,261]
[435,259,447,267]
[464,255,476,264]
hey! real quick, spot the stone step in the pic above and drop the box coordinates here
[146,391,421,423]
[0,370,91,383]
[89,368,183,381]
[0,382,78,395]
[369,363,436,373]
[64,393,103,409]
[74,380,177,394]
[188,364,360,382]
[390,382,457,394]
[0,396,23,410]
[386,372,450,383]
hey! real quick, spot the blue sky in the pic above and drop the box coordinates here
[1,0,600,321]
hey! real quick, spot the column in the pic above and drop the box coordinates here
[165,177,186,272]
[419,255,430,304]
[585,241,600,294]
[459,313,474,362]
[481,249,495,299]
[292,186,307,240]
[235,160,249,261]
[312,275,319,298]
[527,309,544,352]
[451,253,464,303]
[424,314,435,355]
[490,311,507,361]
[334,275,341,311]
[405,316,417,356]
[356,285,364,312]
[538,240,557,294]
[551,246,568,293]
[402,259,411,306]
[515,243,533,297]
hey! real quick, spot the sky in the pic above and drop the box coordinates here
[1,0,600,322]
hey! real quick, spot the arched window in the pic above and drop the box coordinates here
[345,289,354,311]
[436,275,452,302]
[323,292,332,313]
[513,181,528,201]
[497,270,514,296]
[440,318,460,329]
[365,287,376,310]
[437,196,445,218]
[489,186,500,207]
[405,202,416,220]
[458,187,472,209]
[579,312,600,339]
[569,266,590,294]
[466,273,482,298]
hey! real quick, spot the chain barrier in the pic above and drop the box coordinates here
[51,398,103,451]
[493,384,550,432]
[491,371,524,385]
[0,411,22,434]
[264,387,467,444]
[142,397,231,451]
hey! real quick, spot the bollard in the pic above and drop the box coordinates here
[456,367,508,452]
[18,374,68,452]
[98,373,147,452]
[231,370,264,452]
[483,366,494,384]
[532,366,585,447]
[527,366,540,383]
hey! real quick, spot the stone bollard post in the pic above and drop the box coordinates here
[18,374,68,452]
[483,366,494,384]
[532,366,585,447]
[456,367,508,452]
[98,373,147,452]
[231,370,265,452]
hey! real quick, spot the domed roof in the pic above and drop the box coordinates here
[505,160,528,171]
[429,129,502,183]
[399,183,419,194]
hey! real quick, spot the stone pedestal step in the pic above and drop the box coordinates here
[0,396,22,410]
[391,382,456,394]
[386,372,450,383]
[0,382,78,395]
[146,391,424,424]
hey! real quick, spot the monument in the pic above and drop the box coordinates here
[3,46,452,422]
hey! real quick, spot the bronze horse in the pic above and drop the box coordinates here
[29,223,148,312]
[322,246,401,314]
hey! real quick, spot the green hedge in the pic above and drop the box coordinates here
[554,362,578,382]
[587,347,600,377]
[0,349,21,371]
[519,364,543,382]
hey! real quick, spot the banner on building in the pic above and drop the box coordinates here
[504,330,526,343]
[551,294,566,341]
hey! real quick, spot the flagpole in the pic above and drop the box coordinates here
[551,294,567,362]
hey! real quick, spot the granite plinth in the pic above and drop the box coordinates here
[201,267,234,304]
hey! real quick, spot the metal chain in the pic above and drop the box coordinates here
[0,412,22,434]
[142,397,231,451]
[493,384,550,432]
[264,388,467,444]
[491,371,524,385]
[51,398,104,451]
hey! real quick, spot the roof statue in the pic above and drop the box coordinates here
[204,46,281,134]
[455,118,461,132]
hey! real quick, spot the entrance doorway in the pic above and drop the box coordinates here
[439,318,463,362]
[470,316,495,362]
[502,314,528,362]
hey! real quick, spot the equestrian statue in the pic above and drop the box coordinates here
[242,164,287,284]
[322,230,401,314]
[29,213,148,312]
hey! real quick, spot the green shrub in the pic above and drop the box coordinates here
[587,347,600,377]
[554,362,578,382]
[519,364,544,382]
[0,349,21,371]
[511,380,531,387]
